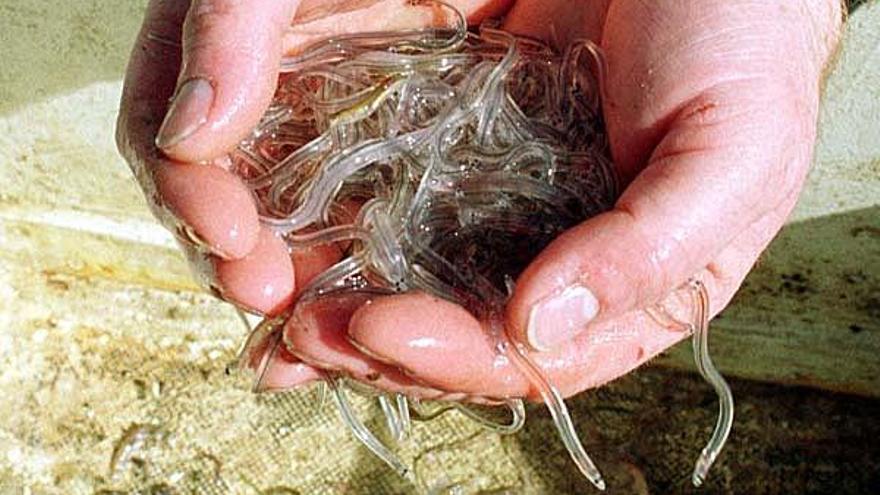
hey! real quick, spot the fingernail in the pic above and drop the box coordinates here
[527,285,599,351]
[155,77,213,150]
[177,223,218,254]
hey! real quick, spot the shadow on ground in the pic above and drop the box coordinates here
[511,366,880,494]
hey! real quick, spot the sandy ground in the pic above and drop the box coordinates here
[0,0,878,493]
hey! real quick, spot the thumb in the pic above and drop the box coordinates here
[156,0,300,161]
[506,79,818,351]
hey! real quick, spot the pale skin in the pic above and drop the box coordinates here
[117,0,842,400]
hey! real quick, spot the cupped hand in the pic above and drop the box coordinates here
[292,0,843,401]
[118,0,842,400]
[115,0,511,391]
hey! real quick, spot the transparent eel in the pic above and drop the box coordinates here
[234,312,288,393]
[644,280,734,486]
[687,281,735,487]
[454,399,526,435]
[378,393,407,442]
[408,398,526,435]
[395,394,412,439]
[327,376,413,480]
[482,303,606,490]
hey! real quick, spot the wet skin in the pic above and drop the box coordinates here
[117,0,842,400]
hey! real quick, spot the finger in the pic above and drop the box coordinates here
[210,195,360,315]
[238,319,322,392]
[154,162,260,259]
[347,291,690,400]
[282,0,514,53]
[504,1,837,352]
[156,0,301,161]
[348,292,526,398]
[259,346,323,392]
[506,76,820,352]
[211,223,347,314]
[290,241,345,292]
[117,1,261,260]
[555,192,803,396]
[284,291,448,399]
[213,227,295,315]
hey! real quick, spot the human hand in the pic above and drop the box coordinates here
[115,0,512,392]
[289,0,843,400]
[118,0,842,400]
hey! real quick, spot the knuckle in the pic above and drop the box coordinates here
[611,205,673,303]
[181,0,268,65]
[185,0,244,35]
